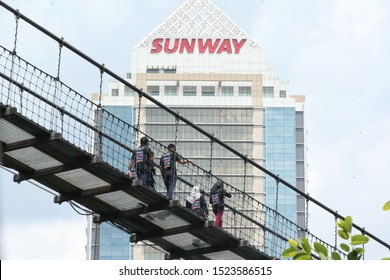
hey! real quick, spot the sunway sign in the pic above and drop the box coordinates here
[149,37,247,54]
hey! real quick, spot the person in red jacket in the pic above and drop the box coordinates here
[209,180,231,228]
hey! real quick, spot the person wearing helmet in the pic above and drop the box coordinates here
[159,143,191,200]
[128,136,155,189]
[210,180,231,228]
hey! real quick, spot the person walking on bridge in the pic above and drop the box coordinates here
[160,143,191,200]
[210,180,231,228]
[187,185,208,219]
[128,136,154,189]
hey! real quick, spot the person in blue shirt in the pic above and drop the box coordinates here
[159,143,190,200]
[128,137,154,189]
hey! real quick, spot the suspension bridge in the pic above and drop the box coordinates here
[0,1,389,260]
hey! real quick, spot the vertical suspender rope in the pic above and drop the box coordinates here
[136,92,142,141]
[174,114,181,187]
[174,113,179,147]
[207,134,215,220]
[238,155,248,237]
[96,64,104,158]
[305,192,310,236]
[271,176,280,256]
[362,227,366,260]
[7,10,19,104]
[334,211,338,251]
[209,133,214,178]
[51,38,63,132]
[134,92,142,173]
[98,64,104,107]
[275,175,279,213]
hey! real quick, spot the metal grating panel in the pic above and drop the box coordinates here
[56,168,110,190]
[5,147,61,170]
[163,232,210,250]
[141,210,190,230]
[96,191,145,211]
[204,250,244,260]
[0,118,35,144]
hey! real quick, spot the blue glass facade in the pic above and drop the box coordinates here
[265,107,297,222]
[99,222,133,260]
[99,105,134,260]
[264,107,299,256]
[101,105,135,170]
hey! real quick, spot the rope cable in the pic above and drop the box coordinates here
[334,211,338,250]
[305,192,310,233]
[7,10,19,104]
[174,113,179,147]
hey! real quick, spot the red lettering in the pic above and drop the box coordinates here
[151,38,163,53]
[233,39,246,54]
[179,38,196,53]
[217,39,232,54]
[198,39,221,54]
[150,38,247,54]
[164,38,180,53]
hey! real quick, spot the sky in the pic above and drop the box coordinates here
[0,0,389,260]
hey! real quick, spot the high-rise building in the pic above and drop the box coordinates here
[88,0,306,260]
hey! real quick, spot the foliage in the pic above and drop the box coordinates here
[282,216,370,260]
[383,201,390,211]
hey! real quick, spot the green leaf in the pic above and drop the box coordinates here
[282,247,298,258]
[354,247,365,255]
[340,243,350,252]
[314,242,328,258]
[380,257,390,260]
[331,251,342,260]
[351,234,369,245]
[347,250,359,260]
[288,238,298,249]
[294,253,312,260]
[337,216,352,233]
[318,252,328,260]
[301,237,312,255]
[344,216,353,233]
[383,201,390,211]
[338,229,349,240]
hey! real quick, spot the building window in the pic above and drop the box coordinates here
[280,90,287,98]
[263,86,274,98]
[239,86,251,96]
[202,86,215,96]
[111,88,119,96]
[163,68,176,74]
[183,86,197,96]
[146,68,159,73]
[221,86,234,96]
[147,85,159,96]
[124,86,134,96]
[164,85,177,96]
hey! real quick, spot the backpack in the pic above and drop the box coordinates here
[191,198,201,211]
[161,152,174,174]
[135,146,147,173]
[210,191,220,207]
